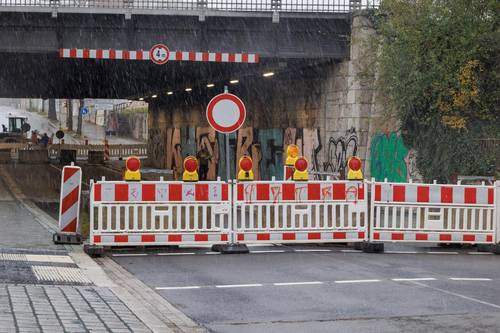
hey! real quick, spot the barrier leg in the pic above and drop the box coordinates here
[83,180,104,257]
[212,181,249,254]
[493,181,500,255]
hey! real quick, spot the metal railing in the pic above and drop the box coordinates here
[0,0,380,13]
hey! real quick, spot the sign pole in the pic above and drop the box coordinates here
[224,86,230,181]
[205,86,248,253]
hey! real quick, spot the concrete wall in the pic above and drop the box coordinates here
[147,14,418,181]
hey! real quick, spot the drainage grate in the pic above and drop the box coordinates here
[31,266,91,284]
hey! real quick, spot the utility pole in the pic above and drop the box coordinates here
[67,99,73,131]
[48,99,57,121]
[77,99,83,135]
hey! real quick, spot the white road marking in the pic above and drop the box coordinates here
[385,251,419,254]
[294,249,332,252]
[334,279,381,284]
[157,253,196,256]
[427,251,458,255]
[412,281,500,310]
[392,278,436,282]
[449,278,492,281]
[112,253,148,257]
[205,252,221,255]
[250,250,286,254]
[274,281,323,286]
[468,252,493,255]
[340,250,362,253]
[156,286,201,290]
[215,284,263,288]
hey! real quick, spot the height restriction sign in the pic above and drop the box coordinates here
[206,93,246,133]
[149,44,170,65]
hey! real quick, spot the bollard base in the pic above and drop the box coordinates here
[361,242,384,253]
[216,243,249,254]
[83,244,105,257]
[53,232,82,245]
[476,244,493,252]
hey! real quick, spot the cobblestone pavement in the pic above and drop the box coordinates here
[0,170,154,333]
[0,284,152,333]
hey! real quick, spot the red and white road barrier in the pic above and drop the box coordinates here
[370,180,498,244]
[59,48,259,64]
[233,180,368,243]
[87,177,500,251]
[89,179,231,246]
[58,165,82,233]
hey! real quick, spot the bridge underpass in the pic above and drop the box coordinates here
[0,3,380,180]
[0,8,351,98]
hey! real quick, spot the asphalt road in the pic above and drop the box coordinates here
[112,245,500,332]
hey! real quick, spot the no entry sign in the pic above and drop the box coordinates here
[206,93,246,133]
[150,44,170,65]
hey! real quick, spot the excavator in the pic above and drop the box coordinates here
[0,114,31,143]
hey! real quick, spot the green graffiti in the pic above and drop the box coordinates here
[370,132,409,182]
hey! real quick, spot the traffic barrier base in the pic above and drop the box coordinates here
[83,243,105,257]
[53,232,82,245]
[361,242,385,253]
[217,243,250,254]
[476,244,492,252]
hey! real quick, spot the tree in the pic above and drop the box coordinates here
[372,0,499,181]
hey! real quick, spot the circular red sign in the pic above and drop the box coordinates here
[206,93,246,133]
[149,44,170,65]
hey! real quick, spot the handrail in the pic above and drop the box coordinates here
[0,0,380,13]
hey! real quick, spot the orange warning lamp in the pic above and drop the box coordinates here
[347,156,363,180]
[293,156,309,181]
[286,144,299,166]
[123,156,141,181]
[238,155,254,181]
[182,156,199,182]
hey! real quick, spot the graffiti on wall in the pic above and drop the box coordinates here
[370,132,411,182]
[150,127,325,180]
[148,128,165,168]
[323,127,358,178]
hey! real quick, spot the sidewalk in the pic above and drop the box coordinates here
[0,166,194,333]
[56,110,143,145]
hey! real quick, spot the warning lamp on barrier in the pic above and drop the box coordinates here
[285,144,299,166]
[284,144,300,180]
[182,156,199,182]
[237,155,254,181]
[347,156,363,180]
[123,156,141,181]
[292,156,309,181]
